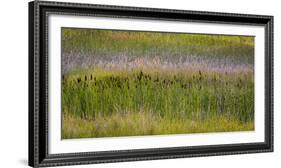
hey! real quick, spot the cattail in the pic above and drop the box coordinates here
[77,78,81,83]
[90,74,93,80]
[137,71,143,81]
[85,75,87,81]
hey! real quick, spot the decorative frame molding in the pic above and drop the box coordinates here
[28,1,273,167]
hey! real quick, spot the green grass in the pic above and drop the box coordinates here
[62,67,254,138]
[63,111,254,139]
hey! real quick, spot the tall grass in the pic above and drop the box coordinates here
[62,66,254,138]
[63,67,254,120]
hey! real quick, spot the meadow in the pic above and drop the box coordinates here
[61,28,255,139]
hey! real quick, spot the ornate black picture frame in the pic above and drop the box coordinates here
[28,1,273,167]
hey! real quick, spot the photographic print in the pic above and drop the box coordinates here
[61,28,255,139]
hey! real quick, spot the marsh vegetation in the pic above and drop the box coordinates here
[62,28,254,139]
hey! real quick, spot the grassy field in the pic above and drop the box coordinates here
[63,111,253,139]
[61,28,255,139]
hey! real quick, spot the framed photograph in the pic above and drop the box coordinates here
[28,1,273,167]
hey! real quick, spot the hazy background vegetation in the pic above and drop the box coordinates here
[62,28,254,74]
[61,28,254,139]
